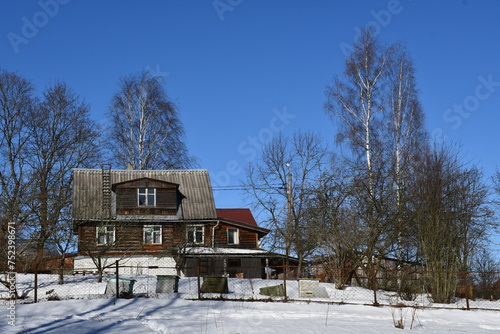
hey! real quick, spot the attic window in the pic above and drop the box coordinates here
[138,188,156,206]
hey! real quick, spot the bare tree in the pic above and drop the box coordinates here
[171,241,189,277]
[385,43,428,297]
[0,73,100,289]
[306,160,363,288]
[0,70,35,270]
[46,205,76,284]
[244,131,328,276]
[107,71,195,170]
[325,28,390,184]
[323,29,495,304]
[325,29,397,302]
[412,145,492,303]
[24,82,101,263]
[77,224,133,283]
[473,247,499,299]
[493,169,500,208]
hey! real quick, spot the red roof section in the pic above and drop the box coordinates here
[216,208,258,226]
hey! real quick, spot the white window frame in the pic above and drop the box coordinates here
[138,188,156,206]
[96,225,115,245]
[227,228,239,245]
[144,225,162,245]
[187,225,204,245]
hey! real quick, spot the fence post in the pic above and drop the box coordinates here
[115,260,119,299]
[197,258,201,300]
[371,266,379,306]
[283,258,287,301]
[34,268,38,303]
[465,287,470,310]
[465,271,470,310]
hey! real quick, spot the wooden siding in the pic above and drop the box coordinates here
[78,222,208,255]
[116,188,137,209]
[211,222,258,249]
[157,189,179,208]
[77,221,262,256]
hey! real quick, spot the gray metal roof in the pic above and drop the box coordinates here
[72,168,217,220]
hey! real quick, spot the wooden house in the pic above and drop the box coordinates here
[72,167,278,278]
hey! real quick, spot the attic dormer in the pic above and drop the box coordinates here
[112,177,182,219]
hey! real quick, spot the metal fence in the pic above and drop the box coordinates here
[1,264,500,311]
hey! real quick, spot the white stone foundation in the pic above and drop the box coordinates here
[74,255,179,276]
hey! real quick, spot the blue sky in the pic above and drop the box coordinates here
[3,0,500,217]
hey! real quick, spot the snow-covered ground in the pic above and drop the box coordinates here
[2,273,498,309]
[1,274,499,333]
[2,298,500,333]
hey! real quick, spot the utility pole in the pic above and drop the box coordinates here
[282,163,293,300]
[286,163,292,277]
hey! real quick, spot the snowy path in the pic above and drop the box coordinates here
[2,298,499,333]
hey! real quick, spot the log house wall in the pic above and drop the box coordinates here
[77,220,261,256]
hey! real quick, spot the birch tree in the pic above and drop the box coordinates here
[107,71,194,170]
[325,29,389,186]
[386,43,427,267]
[325,29,394,300]
[325,30,495,303]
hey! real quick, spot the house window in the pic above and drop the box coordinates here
[227,228,239,245]
[187,225,204,244]
[97,226,115,245]
[138,188,156,206]
[144,225,162,245]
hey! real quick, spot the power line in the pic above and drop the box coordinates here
[212,184,284,191]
